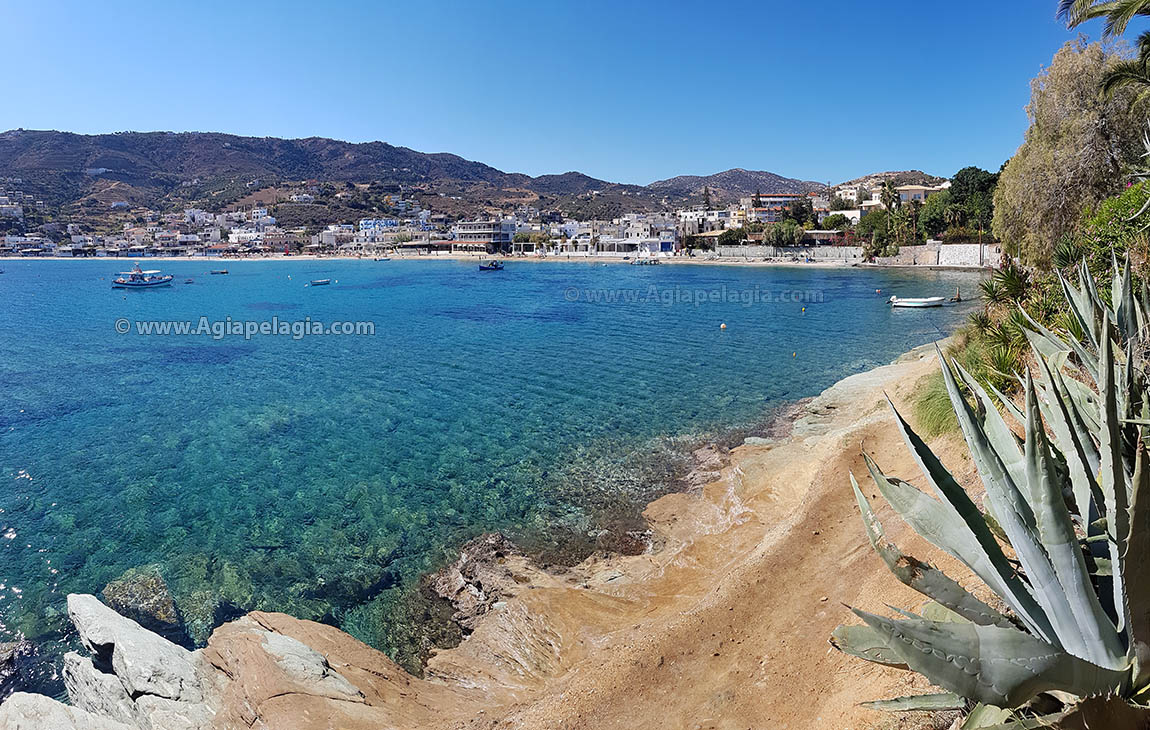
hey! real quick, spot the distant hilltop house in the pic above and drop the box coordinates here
[0,196,24,218]
[289,193,314,203]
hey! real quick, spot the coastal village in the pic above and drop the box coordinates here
[0,175,1002,268]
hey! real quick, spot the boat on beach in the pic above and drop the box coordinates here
[112,264,174,289]
[888,295,945,308]
[479,261,505,271]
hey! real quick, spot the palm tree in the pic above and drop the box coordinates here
[1058,0,1150,36]
[1060,1,1150,102]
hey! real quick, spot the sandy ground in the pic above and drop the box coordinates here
[331,341,980,730]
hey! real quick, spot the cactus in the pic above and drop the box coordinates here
[832,257,1150,727]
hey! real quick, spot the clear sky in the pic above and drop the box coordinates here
[0,0,1094,185]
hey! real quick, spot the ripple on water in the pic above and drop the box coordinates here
[0,259,983,687]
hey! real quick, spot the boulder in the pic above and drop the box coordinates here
[101,565,189,647]
[67,593,202,702]
[0,691,135,730]
[428,533,524,631]
[62,652,137,725]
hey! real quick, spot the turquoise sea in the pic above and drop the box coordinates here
[0,258,981,685]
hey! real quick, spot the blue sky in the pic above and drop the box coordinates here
[0,0,1096,184]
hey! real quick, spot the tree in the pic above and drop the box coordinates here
[821,213,851,230]
[830,196,855,211]
[993,39,1145,265]
[918,188,953,238]
[752,189,762,208]
[879,180,900,213]
[949,166,997,207]
[782,197,814,226]
[703,186,712,209]
[717,227,746,246]
[1060,0,1150,104]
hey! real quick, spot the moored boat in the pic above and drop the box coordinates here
[210,269,228,275]
[888,295,945,308]
[112,264,174,289]
[479,261,505,271]
[308,279,332,286]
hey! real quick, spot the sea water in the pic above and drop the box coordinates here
[0,258,981,681]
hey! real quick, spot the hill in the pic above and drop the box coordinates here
[647,168,825,204]
[834,170,948,189]
[0,130,917,225]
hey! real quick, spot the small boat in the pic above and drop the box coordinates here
[629,258,660,266]
[184,278,195,284]
[210,269,228,275]
[308,279,332,286]
[479,261,505,271]
[374,257,391,262]
[112,264,174,289]
[889,295,946,308]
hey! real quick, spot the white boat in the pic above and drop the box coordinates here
[889,295,945,308]
[112,264,173,289]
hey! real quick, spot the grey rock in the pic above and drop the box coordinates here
[0,691,134,730]
[62,652,138,726]
[67,594,202,703]
[260,631,363,702]
[101,565,188,647]
[134,695,215,730]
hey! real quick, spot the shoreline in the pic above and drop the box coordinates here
[0,252,996,270]
[0,339,976,729]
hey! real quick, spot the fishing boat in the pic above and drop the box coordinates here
[112,264,174,289]
[373,257,391,261]
[210,269,228,275]
[308,279,332,286]
[888,295,945,308]
[479,261,505,271]
[629,258,660,266]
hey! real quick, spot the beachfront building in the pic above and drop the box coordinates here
[452,218,517,252]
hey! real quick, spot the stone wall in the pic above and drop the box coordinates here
[715,245,864,260]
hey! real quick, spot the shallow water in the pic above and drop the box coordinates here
[0,258,981,675]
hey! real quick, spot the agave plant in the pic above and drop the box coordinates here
[832,256,1150,728]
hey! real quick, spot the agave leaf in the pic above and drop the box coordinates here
[973,712,1067,730]
[1033,353,1100,527]
[922,600,972,623]
[861,692,966,712]
[1099,314,1132,635]
[829,623,907,669]
[851,609,1128,708]
[1020,307,1097,382]
[1021,372,1126,668]
[862,451,1053,643]
[1126,437,1150,689]
[988,380,1026,429]
[1117,256,1139,345]
[942,356,1080,651]
[961,704,1014,729]
[1060,267,1100,350]
[851,473,1013,628]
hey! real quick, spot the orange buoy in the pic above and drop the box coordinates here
[720,323,727,330]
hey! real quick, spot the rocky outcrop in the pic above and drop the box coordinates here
[100,566,189,647]
[428,533,527,631]
[0,594,479,730]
